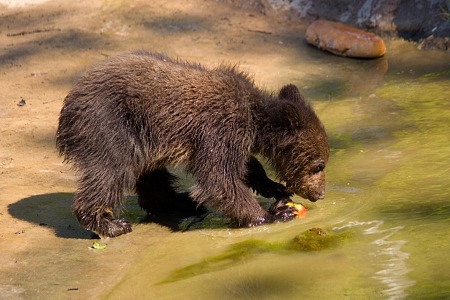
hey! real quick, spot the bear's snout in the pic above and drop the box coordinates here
[301,188,325,202]
[291,171,326,202]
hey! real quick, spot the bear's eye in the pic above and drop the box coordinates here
[313,160,325,173]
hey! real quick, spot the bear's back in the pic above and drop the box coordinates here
[71,51,260,120]
[60,51,264,166]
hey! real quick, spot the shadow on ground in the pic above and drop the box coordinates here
[8,193,92,239]
[8,192,213,239]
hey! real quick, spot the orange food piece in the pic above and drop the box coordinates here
[285,201,307,219]
[293,204,307,219]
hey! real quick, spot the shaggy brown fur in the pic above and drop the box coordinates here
[56,51,329,238]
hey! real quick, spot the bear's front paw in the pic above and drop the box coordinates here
[269,199,296,221]
[269,199,306,221]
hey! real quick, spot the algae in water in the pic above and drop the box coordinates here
[159,228,353,284]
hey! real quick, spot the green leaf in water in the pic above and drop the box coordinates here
[91,241,107,250]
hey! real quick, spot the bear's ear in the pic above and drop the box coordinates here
[270,101,303,129]
[278,84,304,103]
[271,84,306,129]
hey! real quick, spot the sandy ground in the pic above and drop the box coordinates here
[0,0,310,297]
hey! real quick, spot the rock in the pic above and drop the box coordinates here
[418,35,450,52]
[305,20,386,58]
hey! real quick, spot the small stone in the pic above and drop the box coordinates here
[305,20,386,58]
[17,98,26,106]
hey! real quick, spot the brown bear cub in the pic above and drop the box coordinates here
[56,51,329,238]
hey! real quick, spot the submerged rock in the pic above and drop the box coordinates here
[288,227,352,251]
[305,20,386,58]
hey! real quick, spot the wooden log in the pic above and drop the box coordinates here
[305,20,386,58]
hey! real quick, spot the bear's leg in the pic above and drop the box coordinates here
[244,156,297,222]
[190,153,274,227]
[244,156,292,200]
[136,169,203,215]
[192,177,272,226]
[73,172,132,238]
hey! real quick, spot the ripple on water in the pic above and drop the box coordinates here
[334,220,415,300]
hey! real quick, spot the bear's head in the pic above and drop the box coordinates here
[263,84,329,202]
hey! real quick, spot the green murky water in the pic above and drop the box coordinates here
[100,42,449,299]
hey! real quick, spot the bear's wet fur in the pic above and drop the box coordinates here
[56,51,329,238]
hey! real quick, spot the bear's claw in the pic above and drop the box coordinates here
[95,218,132,238]
[268,199,297,222]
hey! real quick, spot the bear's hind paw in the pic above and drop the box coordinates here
[94,218,132,238]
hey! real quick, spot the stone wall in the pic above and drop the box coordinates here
[222,0,450,51]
